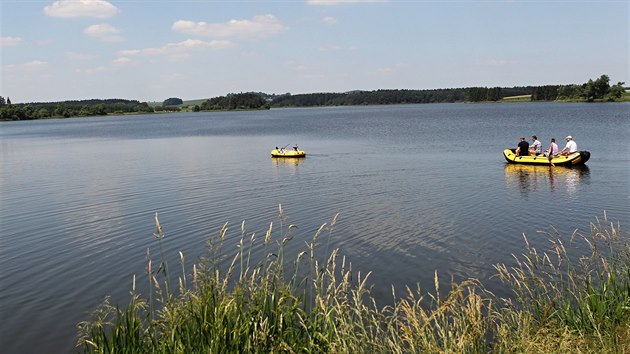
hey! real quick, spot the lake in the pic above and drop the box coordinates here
[1,102,628,353]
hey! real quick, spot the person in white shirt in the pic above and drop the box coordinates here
[559,135,578,155]
[529,135,542,155]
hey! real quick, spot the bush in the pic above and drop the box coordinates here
[162,97,183,106]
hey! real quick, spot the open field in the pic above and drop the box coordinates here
[501,95,532,102]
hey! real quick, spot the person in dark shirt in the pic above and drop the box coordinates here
[515,137,530,156]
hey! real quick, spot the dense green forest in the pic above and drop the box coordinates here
[270,75,625,107]
[200,92,270,111]
[0,75,626,121]
[0,98,153,120]
[270,87,533,107]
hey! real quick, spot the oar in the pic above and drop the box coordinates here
[275,143,290,154]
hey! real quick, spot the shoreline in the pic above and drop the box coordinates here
[2,97,629,122]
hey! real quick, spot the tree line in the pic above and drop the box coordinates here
[0,98,153,121]
[270,87,534,106]
[531,75,625,102]
[200,92,270,111]
[270,75,625,107]
[1,75,625,121]
[0,93,270,121]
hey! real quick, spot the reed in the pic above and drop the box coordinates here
[493,213,630,352]
[77,210,629,353]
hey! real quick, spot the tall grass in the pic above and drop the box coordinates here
[493,213,630,352]
[77,209,629,353]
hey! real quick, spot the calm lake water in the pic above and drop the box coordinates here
[1,102,629,353]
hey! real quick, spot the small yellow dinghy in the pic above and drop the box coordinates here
[503,149,590,166]
[271,148,306,158]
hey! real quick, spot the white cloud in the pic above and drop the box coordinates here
[84,24,124,42]
[1,36,23,47]
[118,39,234,58]
[44,0,119,18]
[322,16,337,25]
[112,57,131,65]
[4,60,48,71]
[308,0,387,4]
[172,14,287,38]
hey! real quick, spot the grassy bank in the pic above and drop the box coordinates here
[501,95,532,102]
[500,91,630,103]
[77,209,629,353]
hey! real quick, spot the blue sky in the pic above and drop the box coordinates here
[1,0,628,103]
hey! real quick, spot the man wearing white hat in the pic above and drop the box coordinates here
[559,135,578,155]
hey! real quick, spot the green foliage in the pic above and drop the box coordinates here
[557,85,582,100]
[273,88,471,106]
[582,75,611,101]
[162,97,183,106]
[200,92,269,111]
[606,82,626,101]
[0,99,154,121]
[2,74,625,121]
[531,75,626,102]
[77,211,629,353]
[467,87,503,102]
[531,85,560,101]
[154,105,181,112]
[272,87,532,106]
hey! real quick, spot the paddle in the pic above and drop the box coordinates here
[511,149,518,163]
[276,143,290,154]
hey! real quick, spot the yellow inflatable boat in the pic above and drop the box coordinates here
[271,149,306,158]
[503,149,590,166]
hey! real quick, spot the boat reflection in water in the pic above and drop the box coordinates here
[272,156,305,167]
[272,155,305,178]
[504,163,590,197]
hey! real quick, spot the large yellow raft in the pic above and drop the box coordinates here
[503,149,590,166]
[271,149,306,158]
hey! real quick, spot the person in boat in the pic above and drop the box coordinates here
[529,135,542,155]
[293,145,299,152]
[547,138,559,166]
[515,137,529,156]
[559,135,577,155]
[546,138,559,156]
